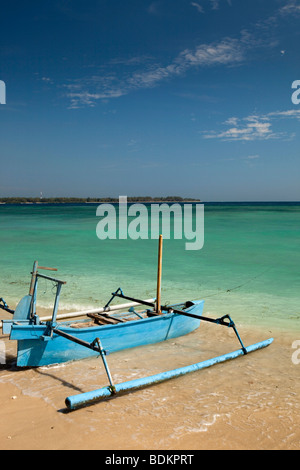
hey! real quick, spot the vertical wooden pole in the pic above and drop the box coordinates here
[156,235,163,314]
[29,261,38,296]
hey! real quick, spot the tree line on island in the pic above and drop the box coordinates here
[0,196,200,204]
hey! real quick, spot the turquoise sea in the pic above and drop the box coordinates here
[0,202,299,333]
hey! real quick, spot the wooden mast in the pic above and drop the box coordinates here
[156,234,163,314]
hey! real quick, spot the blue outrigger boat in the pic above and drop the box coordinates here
[1,237,273,410]
[1,261,204,368]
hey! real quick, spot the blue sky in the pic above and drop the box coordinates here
[0,0,300,201]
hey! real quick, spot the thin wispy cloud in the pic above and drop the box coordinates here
[41,77,53,84]
[221,154,260,165]
[279,0,300,15]
[268,109,300,120]
[65,38,244,108]
[191,0,232,13]
[203,116,274,141]
[245,154,260,159]
[180,38,243,66]
[191,2,204,13]
[209,0,232,10]
[63,1,299,108]
[202,110,300,141]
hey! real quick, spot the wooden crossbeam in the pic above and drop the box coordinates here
[87,312,125,325]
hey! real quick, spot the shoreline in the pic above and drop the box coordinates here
[1,200,300,206]
[0,198,201,205]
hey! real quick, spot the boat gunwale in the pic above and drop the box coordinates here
[56,310,175,332]
[10,307,194,335]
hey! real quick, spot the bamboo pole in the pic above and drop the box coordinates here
[39,299,155,322]
[156,234,163,314]
[29,261,38,296]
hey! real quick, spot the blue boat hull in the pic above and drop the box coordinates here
[11,301,204,367]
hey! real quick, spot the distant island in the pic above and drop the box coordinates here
[0,196,201,204]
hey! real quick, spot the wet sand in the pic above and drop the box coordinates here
[0,315,299,450]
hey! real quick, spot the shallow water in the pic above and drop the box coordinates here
[0,202,299,332]
[0,202,299,449]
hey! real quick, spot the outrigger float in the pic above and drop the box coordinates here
[1,236,273,410]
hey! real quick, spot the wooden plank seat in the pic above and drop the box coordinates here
[87,312,126,325]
